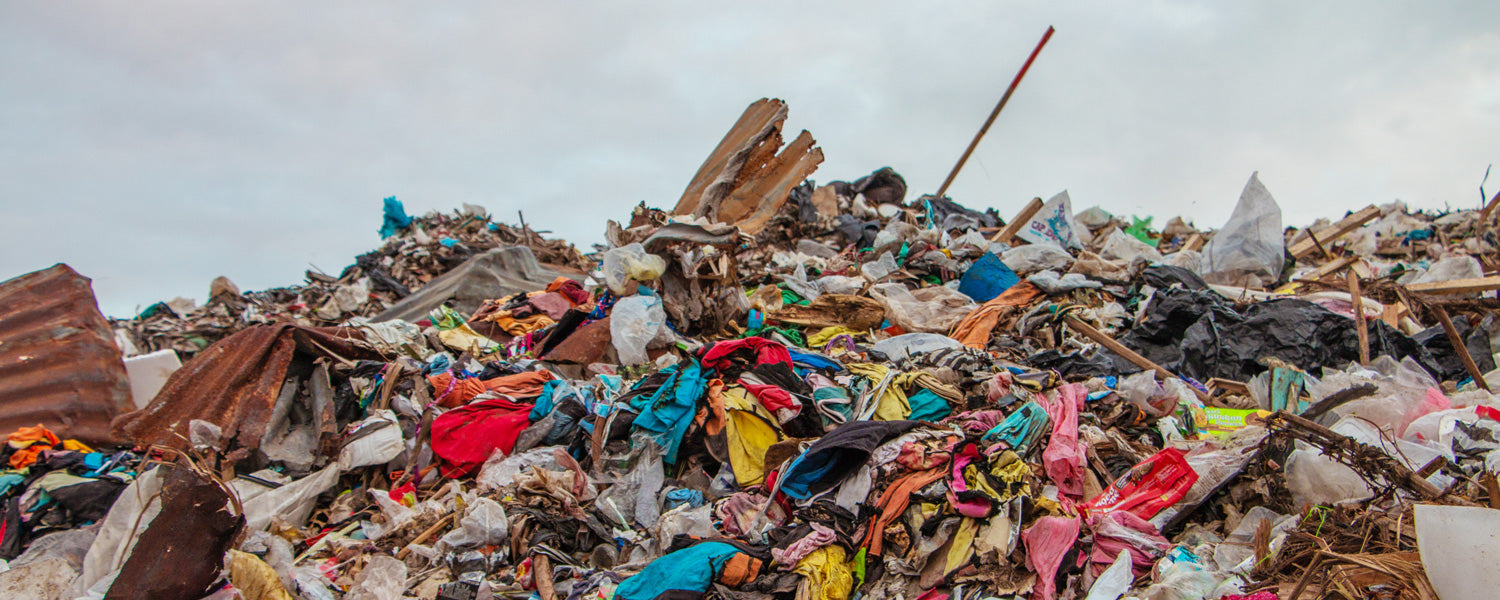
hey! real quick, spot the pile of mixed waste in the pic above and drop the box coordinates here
[2,98,1499,600]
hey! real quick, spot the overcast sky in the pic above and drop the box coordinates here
[3,2,1498,317]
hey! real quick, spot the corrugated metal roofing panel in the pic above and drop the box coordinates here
[0,264,134,443]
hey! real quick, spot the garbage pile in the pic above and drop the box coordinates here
[3,98,1500,600]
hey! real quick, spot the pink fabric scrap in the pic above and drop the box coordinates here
[1022,515,1080,600]
[1038,383,1087,498]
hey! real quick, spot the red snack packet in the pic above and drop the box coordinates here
[1080,447,1198,520]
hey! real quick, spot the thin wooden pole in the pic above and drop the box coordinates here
[1346,271,1369,366]
[934,26,1055,199]
[1434,306,1491,392]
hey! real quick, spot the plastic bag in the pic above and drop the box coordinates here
[1028,270,1102,294]
[602,243,667,295]
[71,467,166,599]
[1075,206,1113,230]
[437,497,509,553]
[1212,506,1295,572]
[868,283,978,333]
[1080,448,1198,520]
[1200,173,1284,287]
[780,264,821,301]
[1406,255,1484,286]
[345,554,407,600]
[1100,228,1162,264]
[1159,249,1202,273]
[1070,251,1131,280]
[1001,244,1075,274]
[861,251,900,281]
[338,410,405,470]
[815,275,865,295]
[477,446,564,491]
[610,295,668,366]
[1284,415,1452,507]
[1017,191,1084,250]
[1084,551,1132,600]
[242,464,340,532]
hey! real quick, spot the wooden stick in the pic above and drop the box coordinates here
[396,512,456,560]
[1288,206,1380,259]
[1433,306,1491,391]
[935,26,1055,198]
[1306,255,1359,281]
[1307,229,1335,261]
[1346,271,1369,366]
[1407,275,1500,295]
[1479,188,1500,225]
[990,197,1044,243]
[1064,315,1209,401]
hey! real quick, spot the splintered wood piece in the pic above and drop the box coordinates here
[717,130,824,235]
[673,99,789,217]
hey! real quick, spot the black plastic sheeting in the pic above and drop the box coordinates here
[1102,287,1457,383]
[1411,315,1496,383]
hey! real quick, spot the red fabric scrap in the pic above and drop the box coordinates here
[430,396,534,477]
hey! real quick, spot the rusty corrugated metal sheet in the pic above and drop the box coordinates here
[113,322,383,455]
[0,264,133,443]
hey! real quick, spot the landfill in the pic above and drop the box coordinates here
[4,98,1500,600]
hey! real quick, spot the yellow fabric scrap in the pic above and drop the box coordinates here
[846,363,909,421]
[808,326,861,348]
[943,517,981,576]
[793,545,854,600]
[438,323,500,356]
[722,385,783,485]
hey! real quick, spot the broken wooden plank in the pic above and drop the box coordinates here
[716,129,825,235]
[991,197,1044,244]
[674,99,789,217]
[1288,205,1381,259]
[1183,233,1206,252]
[1407,276,1500,295]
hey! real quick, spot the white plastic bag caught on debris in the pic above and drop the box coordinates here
[345,554,407,600]
[1100,228,1162,264]
[1001,244,1075,273]
[1084,551,1132,600]
[1200,173,1284,287]
[861,251,900,281]
[1016,191,1084,250]
[610,294,669,366]
[868,283,978,333]
[477,446,563,492]
[437,497,509,553]
[1404,255,1484,286]
[338,410,405,470]
[602,243,667,295]
[242,463,341,532]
